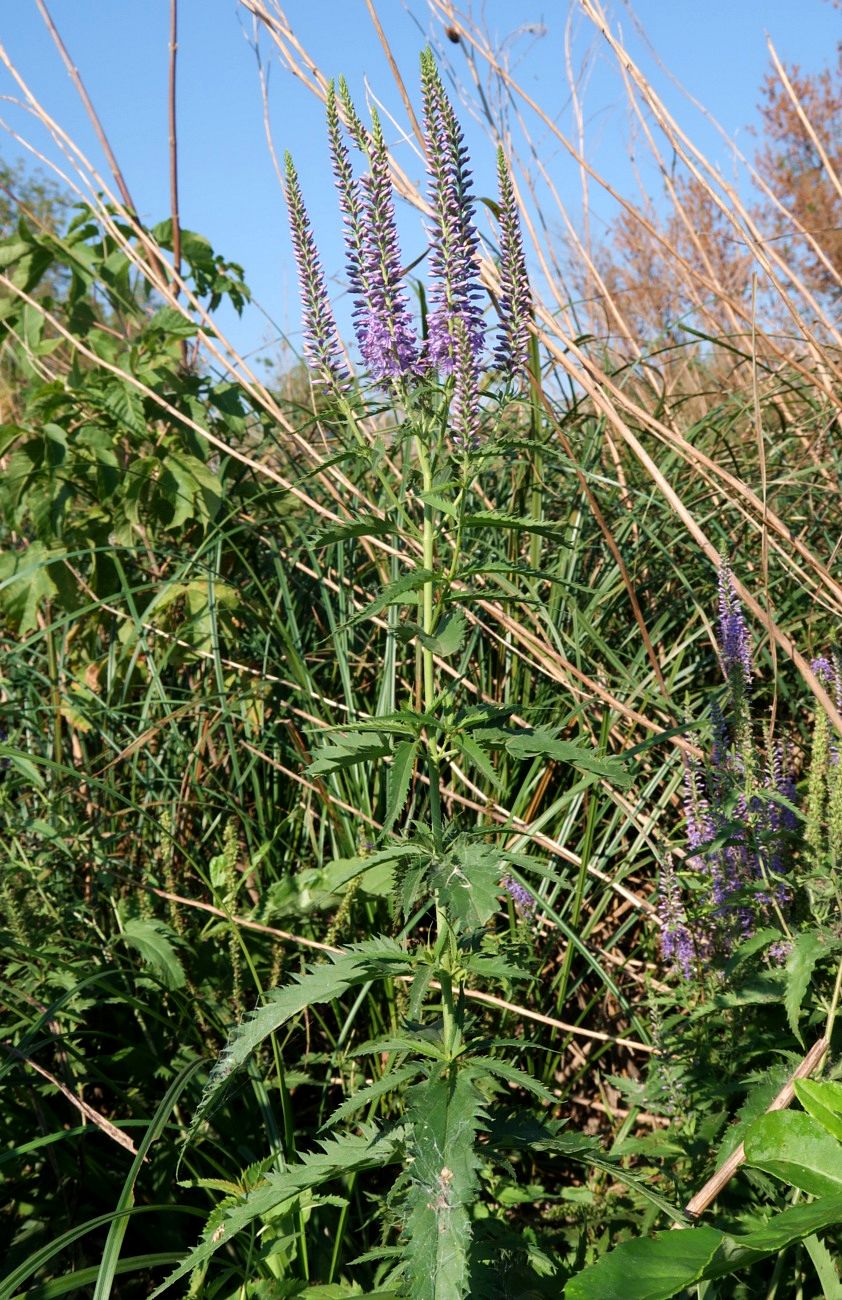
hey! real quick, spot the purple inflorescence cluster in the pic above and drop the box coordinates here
[661,564,800,979]
[358,112,419,381]
[502,875,534,913]
[494,147,532,378]
[421,49,486,376]
[327,85,373,370]
[283,153,349,393]
[327,88,418,382]
[285,52,533,448]
[657,856,695,979]
[450,316,481,450]
[812,654,842,764]
[718,561,752,691]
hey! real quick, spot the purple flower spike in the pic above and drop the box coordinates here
[327,84,373,363]
[283,152,348,393]
[502,875,534,914]
[494,148,531,378]
[450,315,481,451]
[357,110,419,382]
[421,49,485,374]
[717,561,752,690]
[658,856,695,979]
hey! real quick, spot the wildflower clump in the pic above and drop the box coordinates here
[660,563,799,976]
[285,50,532,434]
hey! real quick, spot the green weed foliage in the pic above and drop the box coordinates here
[1,13,841,1300]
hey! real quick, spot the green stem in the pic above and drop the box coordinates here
[415,430,461,1060]
[416,434,443,851]
[823,953,842,1048]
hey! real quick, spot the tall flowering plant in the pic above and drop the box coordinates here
[659,566,842,1025]
[660,564,799,977]
[164,54,639,1298]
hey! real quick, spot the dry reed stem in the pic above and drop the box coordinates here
[681,1036,829,1221]
[6,1046,138,1155]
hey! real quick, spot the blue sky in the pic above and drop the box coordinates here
[2,1,839,362]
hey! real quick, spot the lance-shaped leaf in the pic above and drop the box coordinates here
[476,725,633,788]
[189,940,414,1138]
[794,1078,842,1143]
[402,1070,486,1300]
[152,1127,401,1296]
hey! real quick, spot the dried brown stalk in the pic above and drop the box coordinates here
[682,1036,829,1220]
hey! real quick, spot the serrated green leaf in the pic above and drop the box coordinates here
[433,840,500,929]
[463,512,570,539]
[314,514,393,547]
[0,542,62,634]
[416,609,466,657]
[322,1063,423,1130]
[501,728,632,787]
[151,1128,400,1296]
[418,490,459,518]
[469,1056,554,1104]
[785,931,826,1044]
[117,919,185,990]
[352,1034,446,1063]
[383,739,417,834]
[535,1134,686,1225]
[307,729,392,777]
[190,943,413,1135]
[402,1071,485,1300]
[795,1079,842,1142]
[802,1232,842,1298]
[100,378,146,436]
[143,306,198,338]
[321,844,424,898]
[347,569,434,628]
[452,732,503,790]
[744,1110,842,1196]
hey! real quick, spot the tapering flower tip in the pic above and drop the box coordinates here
[327,83,372,359]
[771,741,798,832]
[420,49,485,374]
[717,561,752,689]
[658,856,694,979]
[356,109,419,382]
[812,653,842,763]
[283,151,348,393]
[502,875,534,913]
[494,147,532,378]
[338,76,370,154]
[450,314,481,451]
[682,760,713,859]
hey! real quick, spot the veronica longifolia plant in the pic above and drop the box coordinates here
[660,563,800,979]
[164,55,640,1299]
